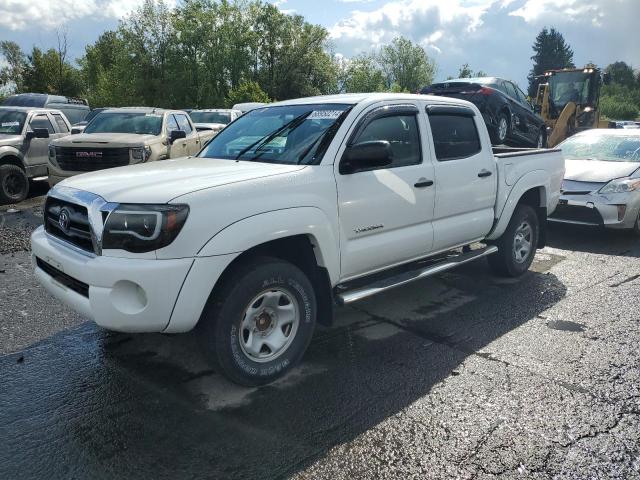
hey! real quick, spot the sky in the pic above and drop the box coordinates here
[0,0,638,89]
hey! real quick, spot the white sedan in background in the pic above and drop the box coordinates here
[550,129,640,234]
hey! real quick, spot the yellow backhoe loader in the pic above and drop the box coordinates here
[533,64,610,147]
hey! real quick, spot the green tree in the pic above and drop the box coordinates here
[605,61,636,88]
[457,63,487,78]
[378,37,436,93]
[343,54,385,93]
[527,27,575,96]
[0,41,27,93]
[226,80,270,106]
[22,46,83,96]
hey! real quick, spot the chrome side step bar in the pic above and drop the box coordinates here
[335,245,498,305]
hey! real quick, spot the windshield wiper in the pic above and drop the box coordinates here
[234,111,312,161]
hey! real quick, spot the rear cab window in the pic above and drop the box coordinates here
[52,113,70,133]
[427,108,481,161]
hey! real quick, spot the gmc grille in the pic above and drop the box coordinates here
[44,197,94,253]
[55,147,130,172]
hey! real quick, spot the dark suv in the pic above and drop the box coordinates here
[420,77,547,148]
[2,93,90,125]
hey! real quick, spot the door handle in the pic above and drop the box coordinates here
[478,170,492,178]
[414,179,434,188]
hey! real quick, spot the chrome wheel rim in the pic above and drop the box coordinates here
[239,288,300,363]
[498,117,508,141]
[513,221,533,264]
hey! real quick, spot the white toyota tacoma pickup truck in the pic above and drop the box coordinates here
[31,93,564,386]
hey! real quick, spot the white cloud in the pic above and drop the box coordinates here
[329,0,640,85]
[0,0,176,30]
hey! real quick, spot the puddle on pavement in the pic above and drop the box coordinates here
[546,320,586,332]
[530,252,566,273]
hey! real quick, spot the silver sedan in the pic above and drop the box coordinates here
[550,129,640,234]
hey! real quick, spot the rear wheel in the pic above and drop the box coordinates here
[198,256,317,386]
[492,112,510,145]
[489,204,539,277]
[0,164,29,204]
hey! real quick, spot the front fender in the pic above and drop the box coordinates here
[487,170,550,241]
[197,207,341,284]
[0,146,24,164]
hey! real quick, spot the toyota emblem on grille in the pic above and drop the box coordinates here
[58,208,71,232]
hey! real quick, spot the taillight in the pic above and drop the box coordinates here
[460,87,493,96]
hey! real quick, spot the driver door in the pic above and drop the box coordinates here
[25,113,53,171]
[335,102,435,280]
[165,114,189,159]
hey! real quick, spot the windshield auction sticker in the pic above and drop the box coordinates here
[308,110,343,120]
[1,121,19,127]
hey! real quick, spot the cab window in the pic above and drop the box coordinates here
[174,114,193,134]
[354,114,421,168]
[30,114,55,133]
[52,114,69,133]
[428,114,481,161]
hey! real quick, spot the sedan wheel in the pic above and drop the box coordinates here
[498,115,509,143]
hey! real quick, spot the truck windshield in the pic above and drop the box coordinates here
[198,104,351,165]
[549,71,592,109]
[84,112,163,135]
[0,110,27,135]
[560,134,640,163]
[190,111,231,124]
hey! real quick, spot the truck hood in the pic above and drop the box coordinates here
[0,134,23,146]
[57,157,306,203]
[194,122,226,131]
[54,132,159,147]
[564,159,640,183]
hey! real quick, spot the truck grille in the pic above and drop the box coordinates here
[55,147,130,172]
[36,257,89,298]
[44,197,95,253]
[550,204,604,225]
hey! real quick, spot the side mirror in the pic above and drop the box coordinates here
[26,128,50,140]
[340,140,393,175]
[169,129,187,144]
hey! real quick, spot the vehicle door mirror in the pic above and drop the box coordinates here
[26,128,50,140]
[340,140,393,175]
[169,129,186,144]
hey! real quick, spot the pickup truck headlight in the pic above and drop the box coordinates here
[102,204,189,253]
[131,146,152,162]
[48,146,56,162]
[599,178,640,194]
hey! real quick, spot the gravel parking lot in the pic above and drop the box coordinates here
[1,197,639,479]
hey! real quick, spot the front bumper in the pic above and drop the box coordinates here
[549,192,640,230]
[31,227,237,333]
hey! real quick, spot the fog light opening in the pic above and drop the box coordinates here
[616,205,627,222]
[110,280,148,315]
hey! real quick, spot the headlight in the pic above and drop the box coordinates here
[131,146,152,162]
[48,146,56,160]
[599,178,640,194]
[102,204,189,253]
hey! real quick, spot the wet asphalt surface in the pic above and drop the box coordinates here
[1,199,639,479]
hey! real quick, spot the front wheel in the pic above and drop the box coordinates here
[488,204,539,277]
[0,164,29,204]
[198,257,317,386]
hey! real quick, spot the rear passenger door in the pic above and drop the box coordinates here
[336,102,436,279]
[174,113,201,155]
[427,105,497,251]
